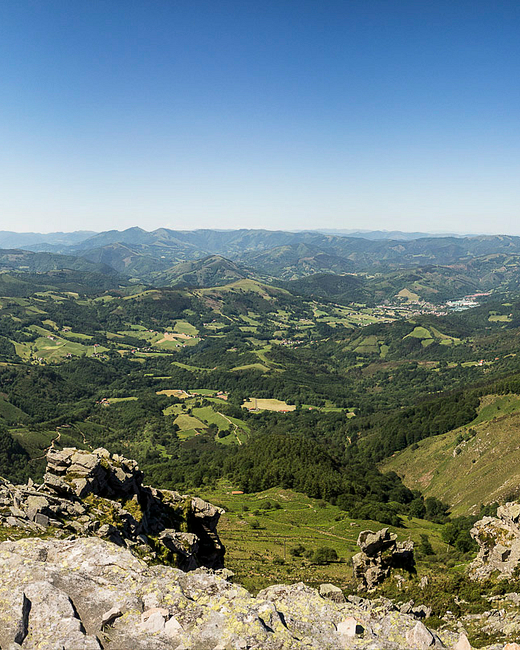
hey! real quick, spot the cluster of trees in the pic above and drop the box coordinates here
[349,390,480,463]
[0,426,31,483]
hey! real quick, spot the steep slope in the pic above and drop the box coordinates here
[381,394,520,515]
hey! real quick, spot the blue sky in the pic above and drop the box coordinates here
[0,0,519,234]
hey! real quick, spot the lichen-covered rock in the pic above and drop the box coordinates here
[0,536,465,650]
[319,582,346,603]
[0,447,224,571]
[352,527,415,590]
[470,502,520,580]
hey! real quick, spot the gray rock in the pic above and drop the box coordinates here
[0,447,225,571]
[454,633,472,650]
[22,580,102,649]
[405,621,436,648]
[358,528,396,556]
[337,616,364,637]
[25,495,50,522]
[164,616,183,638]
[319,583,346,603]
[0,592,31,647]
[101,605,122,627]
[141,610,166,633]
[34,513,50,527]
[0,536,487,650]
[353,528,415,590]
[470,502,520,580]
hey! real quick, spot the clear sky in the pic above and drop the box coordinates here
[0,0,519,234]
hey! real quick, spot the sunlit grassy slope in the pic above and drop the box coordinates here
[382,394,520,515]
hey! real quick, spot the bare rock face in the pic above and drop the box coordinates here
[470,502,520,580]
[0,447,224,571]
[45,447,143,499]
[0,536,462,650]
[2,536,520,649]
[352,528,415,590]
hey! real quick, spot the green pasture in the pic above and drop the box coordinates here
[197,483,446,593]
[173,320,198,336]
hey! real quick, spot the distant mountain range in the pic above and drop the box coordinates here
[315,229,471,240]
[0,231,96,249]
[3,228,520,300]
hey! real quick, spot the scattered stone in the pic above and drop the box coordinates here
[337,616,364,637]
[140,610,166,633]
[453,633,472,650]
[405,621,435,648]
[164,615,183,638]
[319,583,346,603]
[34,513,50,527]
[101,605,123,627]
[141,607,170,623]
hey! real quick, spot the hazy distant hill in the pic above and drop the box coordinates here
[0,249,117,276]
[316,229,467,240]
[155,255,251,287]
[8,228,520,290]
[242,243,355,279]
[0,230,96,250]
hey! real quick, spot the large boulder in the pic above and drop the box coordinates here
[470,502,520,580]
[352,527,415,590]
[45,447,143,499]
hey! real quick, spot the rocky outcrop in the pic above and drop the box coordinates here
[470,502,520,580]
[0,447,224,571]
[0,536,461,649]
[352,527,415,590]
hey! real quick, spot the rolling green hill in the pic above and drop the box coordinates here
[0,249,117,276]
[242,243,355,279]
[156,255,252,287]
[279,272,368,303]
[78,242,173,277]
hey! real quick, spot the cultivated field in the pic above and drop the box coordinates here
[242,398,295,412]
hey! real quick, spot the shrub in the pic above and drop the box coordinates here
[289,543,306,558]
[312,546,338,564]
